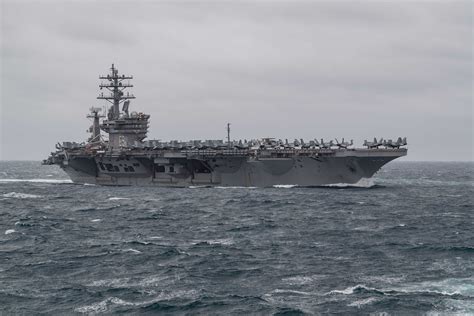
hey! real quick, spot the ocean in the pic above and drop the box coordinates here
[0,161,472,315]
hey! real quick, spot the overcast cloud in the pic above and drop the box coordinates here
[1,0,472,161]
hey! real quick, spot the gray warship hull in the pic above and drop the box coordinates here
[54,148,406,187]
[43,65,408,186]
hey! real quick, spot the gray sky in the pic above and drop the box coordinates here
[1,0,472,161]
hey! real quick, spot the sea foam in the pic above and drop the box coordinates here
[2,192,42,199]
[0,179,72,184]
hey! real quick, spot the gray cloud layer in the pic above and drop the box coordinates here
[1,0,472,161]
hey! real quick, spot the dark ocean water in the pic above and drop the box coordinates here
[0,161,472,315]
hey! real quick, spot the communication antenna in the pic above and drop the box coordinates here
[227,123,231,149]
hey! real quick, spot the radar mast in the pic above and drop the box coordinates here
[97,63,135,120]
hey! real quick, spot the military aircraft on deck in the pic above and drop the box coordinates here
[335,138,354,149]
[363,137,384,149]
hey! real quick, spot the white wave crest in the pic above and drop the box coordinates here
[271,289,312,295]
[108,197,130,200]
[326,178,375,188]
[327,284,374,295]
[87,275,169,289]
[5,229,16,235]
[189,185,257,189]
[399,278,474,297]
[207,238,234,245]
[0,178,72,184]
[328,278,474,298]
[88,278,131,287]
[273,184,298,188]
[74,290,199,313]
[193,238,234,246]
[2,192,42,199]
[215,186,257,189]
[282,276,314,285]
[74,297,133,313]
[123,248,141,254]
[124,248,142,254]
[348,297,379,308]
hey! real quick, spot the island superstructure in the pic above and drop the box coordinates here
[43,64,407,187]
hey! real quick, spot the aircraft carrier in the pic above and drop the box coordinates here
[43,64,407,187]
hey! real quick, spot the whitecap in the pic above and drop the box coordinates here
[0,179,72,184]
[74,297,133,313]
[348,297,379,308]
[326,178,375,188]
[271,289,312,295]
[75,290,199,313]
[328,278,474,299]
[327,284,374,295]
[108,197,130,200]
[88,278,130,287]
[124,248,141,254]
[194,238,234,246]
[74,299,108,313]
[138,275,170,287]
[273,184,298,188]
[5,229,16,235]
[208,238,234,245]
[91,219,102,222]
[88,275,168,289]
[282,274,326,285]
[2,192,42,199]
[397,278,474,297]
[215,186,257,189]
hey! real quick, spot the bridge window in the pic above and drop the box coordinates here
[129,166,135,172]
[114,166,119,172]
[156,165,165,173]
